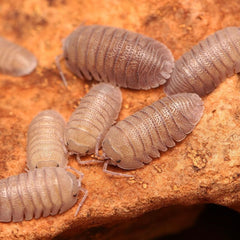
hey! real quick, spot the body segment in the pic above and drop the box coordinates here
[0,167,83,222]
[62,25,174,90]
[0,36,37,76]
[65,83,122,156]
[164,26,240,96]
[102,93,204,170]
[27,110,67,170]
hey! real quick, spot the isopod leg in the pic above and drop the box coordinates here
[103,160,134,178]
[76,154,103,165]
[74,188,88,217]
[55,54,68,87]
[94,135,102,157]
[66,165,84,181]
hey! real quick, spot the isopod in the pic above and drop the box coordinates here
[27,110,68,170]
[0,167,88,222]
[65,83,122,158]
[0,36,37,76]
[102,93,204,172]
[57,24,174,89]
[164,26,240,97]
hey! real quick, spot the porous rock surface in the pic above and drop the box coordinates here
[0,0,240,239]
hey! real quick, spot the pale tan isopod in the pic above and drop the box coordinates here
[102,93,204,173]
[27,110,68,170]
[65,83,122,159]
[57,25,174,89]
[0,36,37,76]
[0,167,88,222]
[164,26,240,97]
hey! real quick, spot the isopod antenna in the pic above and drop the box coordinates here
[66,166,88,216]
[55,54,68,87]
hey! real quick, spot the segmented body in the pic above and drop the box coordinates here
[65,83,122,156]
[0,36,37,76]
[164,27,240,96]
[0,167,80,222]
[102,93,204,170]
[63,25,174,89]
[27,110,67,170]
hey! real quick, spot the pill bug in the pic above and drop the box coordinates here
[57,24,174,89]
[27,110,68,170]
[0,36,37,76]
[164,26,240,97]
[0,167,88,222]
[102,93,204,171]
[65,83,122,158]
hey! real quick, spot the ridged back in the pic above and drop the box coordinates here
[164,27,240,96]
[66,83,122,155]
[27,110,67,170]
[102,93,204,170]
[64,25,174,90]
[0,37,37,76]
[0,168,78,222]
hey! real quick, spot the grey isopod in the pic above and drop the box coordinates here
[0,36,37,76]
[164,26,240,97]
[0,167,88,222]
[102,93,204,172]
[65,83,122,159]
[27,110,68,170]
[57,24,174,89]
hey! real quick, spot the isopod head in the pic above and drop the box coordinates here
[35,160,60,168]
[11,50,37,76]
[0,37,37,76]
[58,170,80,214]
[102,133,144,170]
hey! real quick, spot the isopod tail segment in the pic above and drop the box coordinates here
[66,166,88,216]
[55,54,68,87]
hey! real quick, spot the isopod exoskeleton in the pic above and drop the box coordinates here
[164,26,240,97]
[102,93,204,171]
[27,110,68,170]
[0,36,37,76]
[65,83,122,158]
[0,167,88,222]
[58,24,174,89]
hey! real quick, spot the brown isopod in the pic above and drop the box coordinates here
[0,167,88,222]
[65,83,122,161]
[0,36,37,76]
[56,24,174,89]
[164,26,240,97]
[27,110,68,170]
[102,93,204,174]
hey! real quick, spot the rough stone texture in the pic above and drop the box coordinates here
[0,0,240,239]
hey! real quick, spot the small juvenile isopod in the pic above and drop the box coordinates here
[102,93,204,172]
[27,110,68,170]
[164,26,240,97]
[57,24,174,89]
[0,36,37,76]
[65,83,122,159]
[0,167,88,222]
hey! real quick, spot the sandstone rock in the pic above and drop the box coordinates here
[0,0,240,239]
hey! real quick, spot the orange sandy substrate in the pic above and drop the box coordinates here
[1,0,240,239]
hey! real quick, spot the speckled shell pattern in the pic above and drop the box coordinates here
[63,25,174,90]
[65,83,122,156]
[164,27,240,97]
[102,93,204,170]
[27,110,68,170]
[0,167,80,222]
[0,36,37,76]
